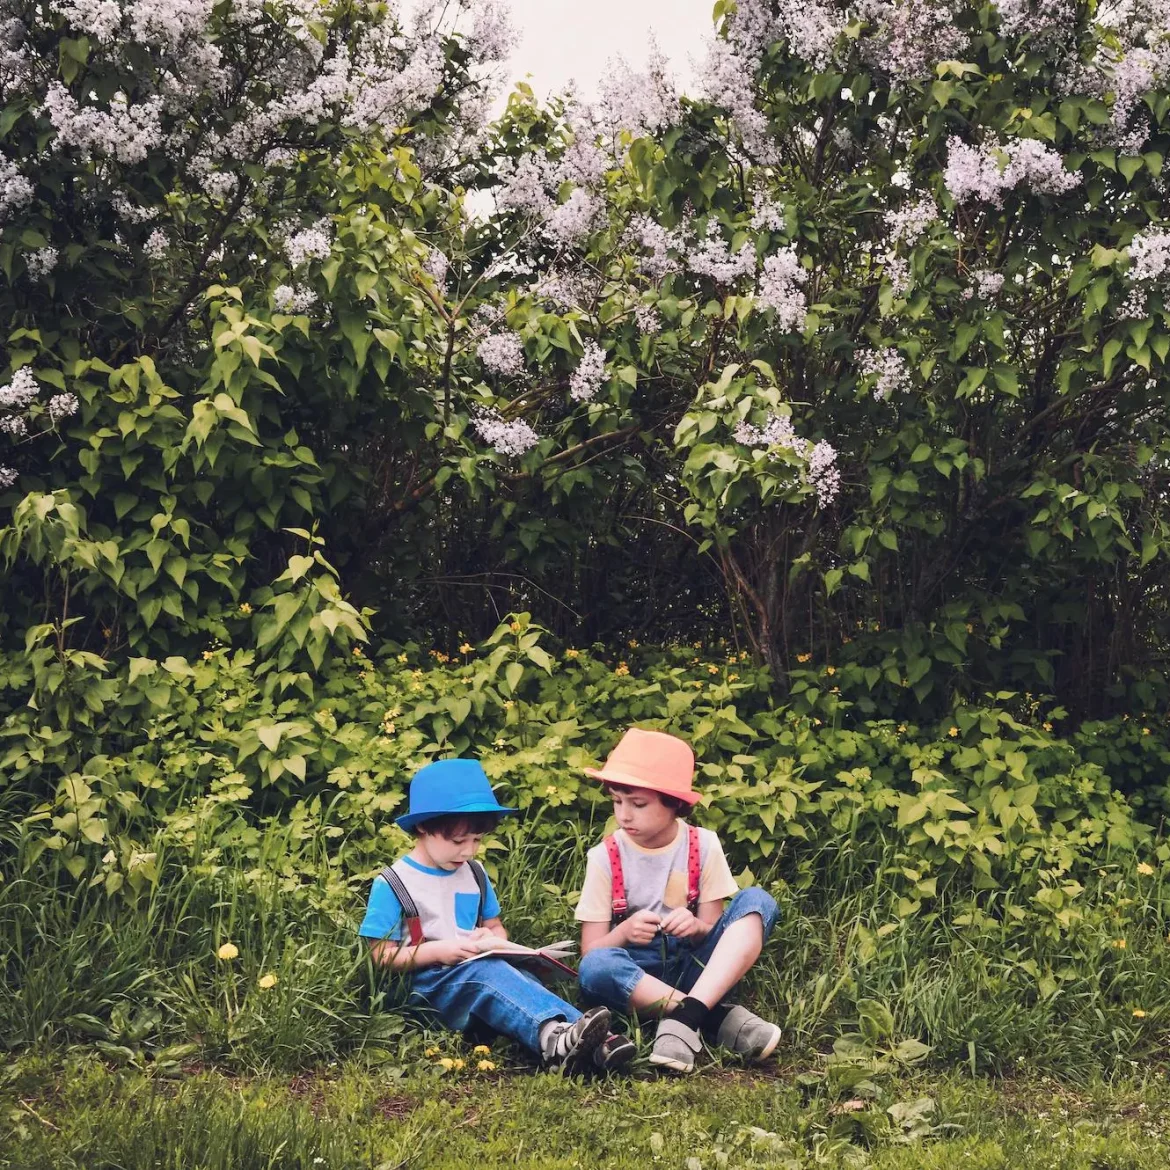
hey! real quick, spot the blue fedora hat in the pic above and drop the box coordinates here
[395,758,515,831]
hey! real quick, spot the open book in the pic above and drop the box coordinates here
[458,936,578,982]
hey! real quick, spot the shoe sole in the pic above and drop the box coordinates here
[558,1008,611,1077]
[648,1051,695,1074]
[596,1039,637,1073]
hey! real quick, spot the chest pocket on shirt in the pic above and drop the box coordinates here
[454,891,482,931]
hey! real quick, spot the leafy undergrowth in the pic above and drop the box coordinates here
[5,1047,1170,1170]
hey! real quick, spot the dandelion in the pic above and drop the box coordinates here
[614,663,630,677]
[451,1058,465,1070]
[1112,939,1127,950]
[1138,862,1156,876]
[948,727,960,738]
[473,1045,492,1055]
[796,653,812,663]
[1133,1009,1147,1018]
[438,1057,455,1069]
[477,1059,496,1071]
[425,1046,440,1057]
[217,942,239,961]
[258,972,278,989]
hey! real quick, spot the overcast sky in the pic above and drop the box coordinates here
[497,0,716,104]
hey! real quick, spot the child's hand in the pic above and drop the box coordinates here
[433,939,482,965]
[622,909,662,945]
[658,908,706,939]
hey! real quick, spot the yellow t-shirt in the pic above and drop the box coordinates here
[574,822,739,922]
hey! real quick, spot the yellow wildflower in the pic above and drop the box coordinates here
[473,1045,492,1055]
[493,737,506,748]
[692,681,703,689]
[948,727,959,738]
[477,1060,497,1071]
[258,972,278,990]
[740,651,750,661]
[510,621,521,633]
[239,602,252,615]
[728,673,739,682]
[1112,939,1127,950]
[614,663,630,677]
[825,666,836,676]
[1133,1009,1147,1019]
[452,1058,465,1070]
[1142,727,1152,736]
[707,665,719,675]
[1138,862,1156,876]
[460,643,474,654]
[502,699,515,709]
[693,640,703,649]
[545,785,557,797]
[841,636,852,645]
[628,638,639,649]
[382,723,396,736]
[1043,722,1053,732]
[411,669,423,679]
[565,648,579,658]
[352,646,364,658]
[897,724,907,734]
[797,653,812,663]
[397,653,408,663]
[438,1057,455,1070]
[425,1047,440,1057]
[965,623,974,633]
[216,942,239,961]
[202,650,214,661]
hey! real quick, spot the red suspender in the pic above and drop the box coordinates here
[686,824,701,914]
[605,834,629,922]
[607,824,703,922]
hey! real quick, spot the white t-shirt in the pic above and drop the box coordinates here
[574,822,739,922]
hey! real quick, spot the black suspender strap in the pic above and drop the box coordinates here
[467,859,489,926]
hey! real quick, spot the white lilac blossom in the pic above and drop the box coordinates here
[0,466,16,489]
[733,411,841,506]
[890,169,911,189]
[994,0,1076,44]
[631,215,682,279]
[0,415,27,437]
[273,283,317,313]
[689,235,756,285]
[594,38,678,139]
[496,154,554,220]
[472,411,540,457]
[857,347,911,400]
[422,247,450,285]
[855,0,968,82]
[50,0,214,48]
[884,197,938,248]
[569,342,607,403]
[283,218,333,267]
[464,0,517,63]
[881,253,912,296]
[111,193,158,223]
[477,332,526,377]
[48,392,79,419]
[695,36,778,162]
[1107,46,1170,153]
[963,270,1006,300]
[544,188,604,247]
[43,83,164,164]
[1128,228,1170,283]
[634,302,662,334]
[945,136,1080,206]
[750,200,787,233]
[535,268,594,312]
[0,368,38,410]
[755,248,808,332]
[27,247,58,281]
[143,228,168,259]
[0,155,33,222]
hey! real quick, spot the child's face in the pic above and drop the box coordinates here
[611,786,678,845]
[417,827,486,870]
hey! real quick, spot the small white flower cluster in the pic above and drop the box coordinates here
[0,414,26,437]
[689,234,756,286]
[734,410,841,506]
[112,193,158,223]
[534,267,595,312]
[630,215,683,280]
[27,247,59,281]
[464,0,518,63]
[273,283,317,313]
[695,35,777,163]
[43,83,164,164]
[477,332,526,377]
[569,342,607,403]
[472,410,540,458]
[856,346,911,401]
[594,38,678,140]
[0,466,17,489]
[855,0,968,83]
[544,187,604,247]
[750,199,787,233]
[633,302,662,334]
[963,269,1006,301]
[755,248,808,333]
[945,136,1080,207]
[0,154,34,222]
[49,0,213,49]
[0,368,38,410]
[143,228,168,260]
[422,247,450,285]
[1107,46,1170,153]
[283,218,333,267]
[884,197,938,248]
[49,392,80,419]
[994,0,1075,43]
[1122,226,1170,317]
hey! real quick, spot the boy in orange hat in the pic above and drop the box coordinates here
[575,728,781,1073]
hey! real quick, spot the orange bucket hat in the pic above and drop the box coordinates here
[584,728,702,806]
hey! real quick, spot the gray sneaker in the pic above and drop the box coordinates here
[649,1018,703,1074]
[711,1005,781,1062]
[542,1007,611,1075]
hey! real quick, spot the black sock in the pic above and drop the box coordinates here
[671,996,709,1031]
[702,1002,734,1034]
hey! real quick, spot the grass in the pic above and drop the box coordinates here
[6,1048,1170,1170]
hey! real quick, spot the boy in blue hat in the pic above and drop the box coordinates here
[361,758,633,1073]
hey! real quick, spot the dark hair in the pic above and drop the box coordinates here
[602,782,687,814]
[412,811,502,839]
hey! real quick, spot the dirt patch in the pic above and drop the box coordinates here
[375,1094,417,1121]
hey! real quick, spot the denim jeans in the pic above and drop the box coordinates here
[577,887,779,1012]
[408,958,580,1054]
